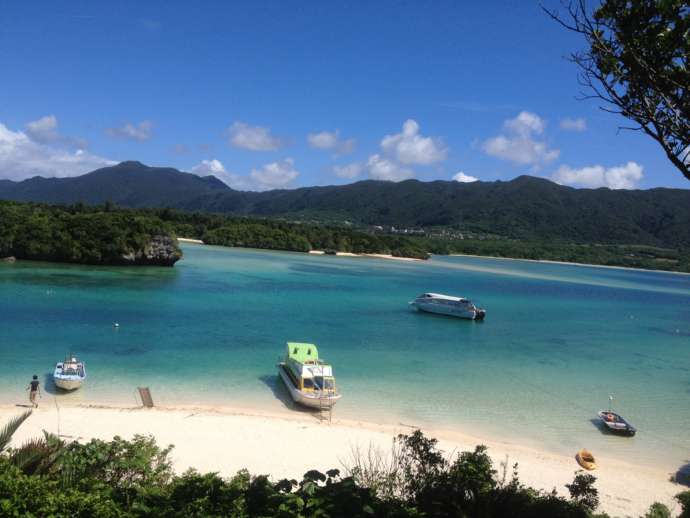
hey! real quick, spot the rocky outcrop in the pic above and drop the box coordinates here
[1,256,16,263]
[121,235,182,266]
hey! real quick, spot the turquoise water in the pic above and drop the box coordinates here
[1,244,689,469]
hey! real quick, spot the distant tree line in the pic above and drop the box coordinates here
[421,237,690,273]
[148,207,431,259]
[1,201,688,271]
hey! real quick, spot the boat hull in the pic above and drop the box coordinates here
[412,302,486,320]
[278,364,341,409]
[597,411,636,436]
[53,377,84,391]
[53,360,86,391]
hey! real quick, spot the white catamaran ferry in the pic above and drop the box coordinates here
[277,342,341,409]
[410,293,486,320]
[53,355,87,390]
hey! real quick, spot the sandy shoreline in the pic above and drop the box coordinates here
[180,241,685,274]
[309,250,422,262]
[1,403,682,516]
[449,253,690,276]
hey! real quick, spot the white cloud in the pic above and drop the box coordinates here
[552,161,643,189]
[191,159,228,177]
[106,120,153,142]
[0,121,115,181]
[366,154,413,181]
[24,115,88,148]
[504,111,545,136]
[250,158,299,190]
[559,117,587,132]
[228,121,282,151]
[482,111,559,167]
[453,171,479,183]
[333,162,363,179]
[191,158,299,191]
[190,159,251,190]
[25,115,60,143]
[381,119,447,165]
[307,130,355,155]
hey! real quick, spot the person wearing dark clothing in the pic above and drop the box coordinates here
[27,375,41,408]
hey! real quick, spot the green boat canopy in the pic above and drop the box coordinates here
[286,342,319,363]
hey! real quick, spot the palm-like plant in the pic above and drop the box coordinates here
[0,410,32,453]
[9,431,66,476]
[0,410,67,477]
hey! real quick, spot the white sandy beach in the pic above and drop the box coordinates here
[308,250,422,262]
[1,403,682,517]
[449,253,690,276]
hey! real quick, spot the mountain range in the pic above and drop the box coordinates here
[1,161,689,248]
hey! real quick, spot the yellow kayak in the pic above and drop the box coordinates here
[576,449,597,470]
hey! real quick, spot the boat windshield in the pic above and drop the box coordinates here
[314,376,335,391]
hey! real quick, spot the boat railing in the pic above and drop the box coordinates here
[306,365,337,423]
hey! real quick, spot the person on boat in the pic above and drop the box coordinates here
[27,375,41,408]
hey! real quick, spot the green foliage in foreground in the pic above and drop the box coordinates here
[1,416,688,518]
[0,201,181,265]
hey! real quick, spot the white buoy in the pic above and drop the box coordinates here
[113,323,120,328]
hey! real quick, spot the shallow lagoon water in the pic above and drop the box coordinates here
[1,244,689,470]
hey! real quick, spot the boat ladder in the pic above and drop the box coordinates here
[308,367,333,423]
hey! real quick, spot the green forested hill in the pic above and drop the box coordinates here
[1,162,689,248]
[0,161,227,207]
[182,175,690,248]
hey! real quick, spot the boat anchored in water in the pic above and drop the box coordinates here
[597,395,636,436]
[53,355,86,391]
[277,342,341,409]
[409,293,486,320]
[597,410,636,436]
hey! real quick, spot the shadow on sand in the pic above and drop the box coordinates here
[257,374,326,420]
[675,462,690,487]
[42,372,62,396]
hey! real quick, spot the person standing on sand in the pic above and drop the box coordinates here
[27,375,41,407]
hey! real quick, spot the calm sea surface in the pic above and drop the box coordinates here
[1,244,689,469]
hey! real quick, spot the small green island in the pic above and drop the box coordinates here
[0,201,182,267]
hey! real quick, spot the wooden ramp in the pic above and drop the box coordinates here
[137,387,154,408]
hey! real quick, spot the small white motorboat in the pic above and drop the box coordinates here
[53,355,87,391]
[409,292,486,320]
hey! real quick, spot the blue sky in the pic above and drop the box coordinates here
[0,1,685,190]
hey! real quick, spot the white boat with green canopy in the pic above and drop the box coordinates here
[277,342,341,409]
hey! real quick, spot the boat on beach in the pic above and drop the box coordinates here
[53,355,86,391]
[576,449,597,470]
[409,293,486,320]
[277,342,341,409]
[597,410,637,436]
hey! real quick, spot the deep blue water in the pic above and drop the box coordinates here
[1,244,688,469]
